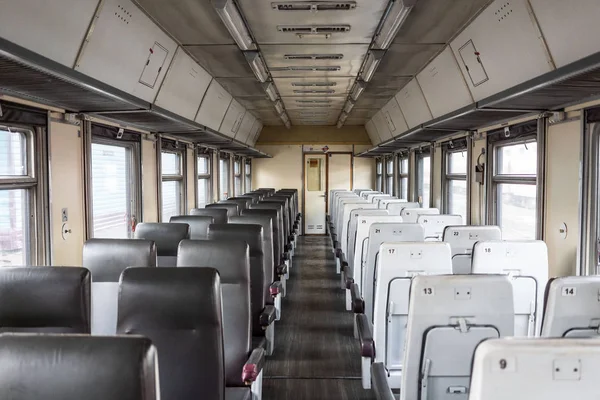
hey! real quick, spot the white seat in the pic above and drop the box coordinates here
[329,190,352,219]
[387,201,420,216]
[469,338,600,400]
[417,214,463,241]
[341,203,377,259]
[379,198,407,210]
[400,207,439,223]
[360,190,381,200]
[442,226,502,274]
[369,194,393,205]
[541,276,600,338]
[400,274,514,400]
[353,188,373,195]
[347,209,388,272]
[471,240,548,336]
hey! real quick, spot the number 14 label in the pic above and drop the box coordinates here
[562,287,576,296]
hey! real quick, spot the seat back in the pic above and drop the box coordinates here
[241,193,262,203]
[362,191,381,201]
[347,209,388,269]
[332,192,358,224]
[353,188,372,195]
[336,198,367,242]
[472,240,548,336]
[177,240,251,387]
[231,195,257,206]
[265,196,292,235]
[249,203,285,260]
[277,190,298,220]
[442,226,502,274]
[206,203,239,217]
[134,223,190,267]
[400,207,439,222]
[208,224,266,336]
[230,215,274,290]
[400,275,514,399]
[190,208,228,224]
[470,338,600,400]
[170,216,213,240]
[369,194,392,205]
[417,214,463,241]
[262,199,290,244]
[541,276,600,338]
[340,203,376,256]
[0,334,159,400]
[243,209,282,265]
[224,198,251,212]
[329,190,350,216]
[83,239,156,335]
[386,201,420,215]
[379,198,406,210]
[118,267,224,400]
[0,267,91,333]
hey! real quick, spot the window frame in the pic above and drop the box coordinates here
[245,159,252,193]
[196,151,212,209]
[384,156,394,195]
[397,153,409,200]
[219,153,231,201]
[159,144,186,222]
[442,145,468,222]
[233,157,243,197]
[376,158,383,192]
[416,149,432,207]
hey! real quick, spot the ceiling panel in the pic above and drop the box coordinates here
[215,77,266,97]
[184,45,255,78]
[237,96,273,110]
[237,0,389,44]
[345,117,367,125]
[377,44,444,76]
[393,0,492,44]
[273,76,354,97]
[349,108,378,119]
[134,0,234,45]
[366,76,412,97]
[354,94,392,109]
[253,109,282,120]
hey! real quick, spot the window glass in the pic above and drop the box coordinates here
[307,158,323,191]
[400,177,408,200]
[91,143,133,238]
[376,160,382,175]
[400,158,408,174]
[219,158,230,200]
[497,183,536,240]
[497,142,537,175]
[418,155,431,206]
[0,189,29,266]
[161,152,181,175]
[376,159,383,192]
[245,162,252,192]
[162,181,181,221]
[448,151,467,174]
[197,179,210,209]
[197,157,209,174]
[0,130,27,176]
[448,180,467,222]
[161,150,184,221]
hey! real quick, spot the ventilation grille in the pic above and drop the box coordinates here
[293,89,335,94]
[284,54,344,60]
[272,2,357,11]
[115,4,132,24]
[271,66,341,72]
[297,104,333,108]
[278,25,351,33]
[296,99,333,103]
[291,82,336,87]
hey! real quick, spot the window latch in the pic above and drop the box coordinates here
[117,128,124,139]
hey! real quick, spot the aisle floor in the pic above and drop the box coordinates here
[263,236,375,400]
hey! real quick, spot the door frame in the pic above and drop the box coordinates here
[302,151,354,235]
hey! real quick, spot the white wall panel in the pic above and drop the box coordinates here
[373,111,393,141]
[76,0,177,102]
[245,120,259,145]
[195,80,232,131]
[450,0,552,101]
[395,79,433,129]
[220,99,245,138]
[530,0,600,68]
[417,47,473,118]
[381,98,409,137]
[365,120,381,145]
[236,112,256,143]
[0,0,98,67]
[154,47,212,120]
[250,122,264,146]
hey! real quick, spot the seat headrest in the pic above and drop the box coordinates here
[189,208,228,224]
[134,223,190,256]
[0,334,158,400]
[169,216,213,240]
[229,216,272,238]
[206,203,238,217]
[118,267,222,330]
[177,240,250,284]
[0,267,91,333]
[242,209,279,226]
[227,198,252,208]
[83,239,156,282]
[208,224,263,253]
[250,203,282,212]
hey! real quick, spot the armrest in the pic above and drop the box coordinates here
[297,213,301,220]
[340,253,348,268]
[276,263,288,277]
[282,251,290,261]
[269,281,283,297]
[243,347,266,385]
[259,305,276,328]
[356,314,375,358]
[335,248,343,259]
[350,283,364,314]
[288,234,295,243]
[342,265,354,289]
[372,362,395,400]
[284,244,291,253]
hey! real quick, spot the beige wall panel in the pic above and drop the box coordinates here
[187,148,195,211]
[254,144,303,206]
[49,122,85,266]
[328,153,352,191]
[470,136,487,225]
[353,157,376,191]
[257,126,371,145]
[141,139,158,222]
[545,120,581,277]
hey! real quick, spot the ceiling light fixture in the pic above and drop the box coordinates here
[374,0,416,50]
[291,82,337,87]
[244,51,270,82]
[284,54,344,60]
[274,100,285,114]
[263,82,279,102]
[212,0,256,51]
[343,99,355,114]
[271,66,341,72]
[350,81,367,101]
[360,50,385,82]
[272,2,357,12]
[296,99,333,104]
[293,89,335,94]
[284,120,291,129]
[337,111,348,129]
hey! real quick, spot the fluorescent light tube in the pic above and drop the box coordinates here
[343,100,355,114]
[274,100,284,114]
[350,81,367,101]
[244,51,269,82]
[360,50,385,82]
[374,0,415,50]
[340,112,348,122]
[263,82,278,102]
[284,120,291,129]
[337,120,344,129]
[212,0,256,51]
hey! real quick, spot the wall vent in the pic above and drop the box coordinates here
[115,4,132,24]
[284,54,344,60]
[272,2,357,11]
[297,104,333,108]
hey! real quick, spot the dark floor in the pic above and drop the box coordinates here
[263,236,375,400]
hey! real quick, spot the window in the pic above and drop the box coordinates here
[197,154,211,208]
[416,151,431,207]
[376,159,383,192]
[0,128,37,266]
[90,139,139,238]
[444,149,468,222]
[161,150,185,221]
[245,160,252,192]
[219,155,230,200]
[234,159,242,196]
[385,157,394,195]
[492,140,537,240]
[398,155,409,200]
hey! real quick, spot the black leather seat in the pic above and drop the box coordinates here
[190,208,228,224]
[207,203,239,217]
[227,197,253,210]
[0,334,159,400]
[118,267,227,400]
[242,209,286,281]
[177,240,265,398]
[0,267,90,333]
[261,198,293,255]
[249,203,290,264]
[208,224,276,355]
[238,193,261,204]
[134,223,190,267]
[82,239,156,335]
[170,215,214,239]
